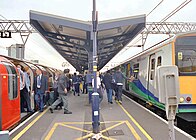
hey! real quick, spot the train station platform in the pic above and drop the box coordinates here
[10,91,195,140]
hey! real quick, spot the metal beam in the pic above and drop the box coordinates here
[59,52,88,60]
[51,41,87,51]
[142,22,196,34]
[0,20,36,44]
[2,20,196,35]
[45,32,86,47]
[0,20,36,33]
[57,48,87,56]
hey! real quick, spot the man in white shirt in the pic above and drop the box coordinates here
[92,72,103,103]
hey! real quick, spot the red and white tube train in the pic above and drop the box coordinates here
[0,55,61,130]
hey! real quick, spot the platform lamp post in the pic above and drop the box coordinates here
[91,0,100,136]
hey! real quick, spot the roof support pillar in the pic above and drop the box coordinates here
[88,51,93,73]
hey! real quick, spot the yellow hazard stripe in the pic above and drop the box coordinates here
[13,108,48,140]
[118,102,153,140]
[44,123,59,140]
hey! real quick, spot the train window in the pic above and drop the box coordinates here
[150,58,156,80]
[133,63,139,79]
[2,62,18,100]
[157,56,162,67]
[178,49,196,73]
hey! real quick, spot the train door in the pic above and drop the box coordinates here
[0,60,20,130]
[147,54,156,99]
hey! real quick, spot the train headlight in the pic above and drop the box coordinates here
[179,97,184,103]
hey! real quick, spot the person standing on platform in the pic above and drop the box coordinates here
[33,69,48,112]
[23,67,32,112]
[50,69,72,114]
[17,65,25,112]
[53,72,59,102]
[114,68,130,104]
[92,72,103,104]
[82,72,87,94]
[103,71,113,104]
[72,72,80,96]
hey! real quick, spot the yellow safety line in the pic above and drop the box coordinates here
[75,133,94,140]
[125,120,141,140]
[62,122,92,125]
[118,102,153,140]
[100,120,124,124]
[59,123,91,133]
[76,122,124,140]
[100,121,124,133]
[44,123,59,140]
[61,121,126,140]
[12,108,49,140]
[101,135,117,140]
[101,121,141,140]
[61,120,125,125]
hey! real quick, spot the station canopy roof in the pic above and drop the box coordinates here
[30,10,145,72]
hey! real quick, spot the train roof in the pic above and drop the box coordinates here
[120,30,196,65]
[0,55,59,71]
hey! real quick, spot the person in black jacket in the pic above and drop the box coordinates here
[114,68,130,104]
[103,71,113,104]
[33,69,48,112]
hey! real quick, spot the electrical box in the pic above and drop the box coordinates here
[156,66,180,120]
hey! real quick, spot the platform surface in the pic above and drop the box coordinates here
[10,91,195,140]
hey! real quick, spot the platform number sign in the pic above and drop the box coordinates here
[0,31,12,38]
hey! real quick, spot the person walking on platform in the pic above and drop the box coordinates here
[53,72,63,110]
[114,68,130,104]
[111,70,117,100]
[49,69,72,114]
[103,71,113,104]
[33,69,48,112]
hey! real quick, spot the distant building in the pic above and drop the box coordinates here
[8,44,24,59]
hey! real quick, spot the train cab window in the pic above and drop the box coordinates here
[178,49,196,73]
[133,63,139,79]
[157,56,162,67]
[150,58,156,80]
[2,62,18,100]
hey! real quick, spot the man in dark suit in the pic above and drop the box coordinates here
[33,69,48,112]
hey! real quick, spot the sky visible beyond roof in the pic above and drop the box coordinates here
[0,0,196,72]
